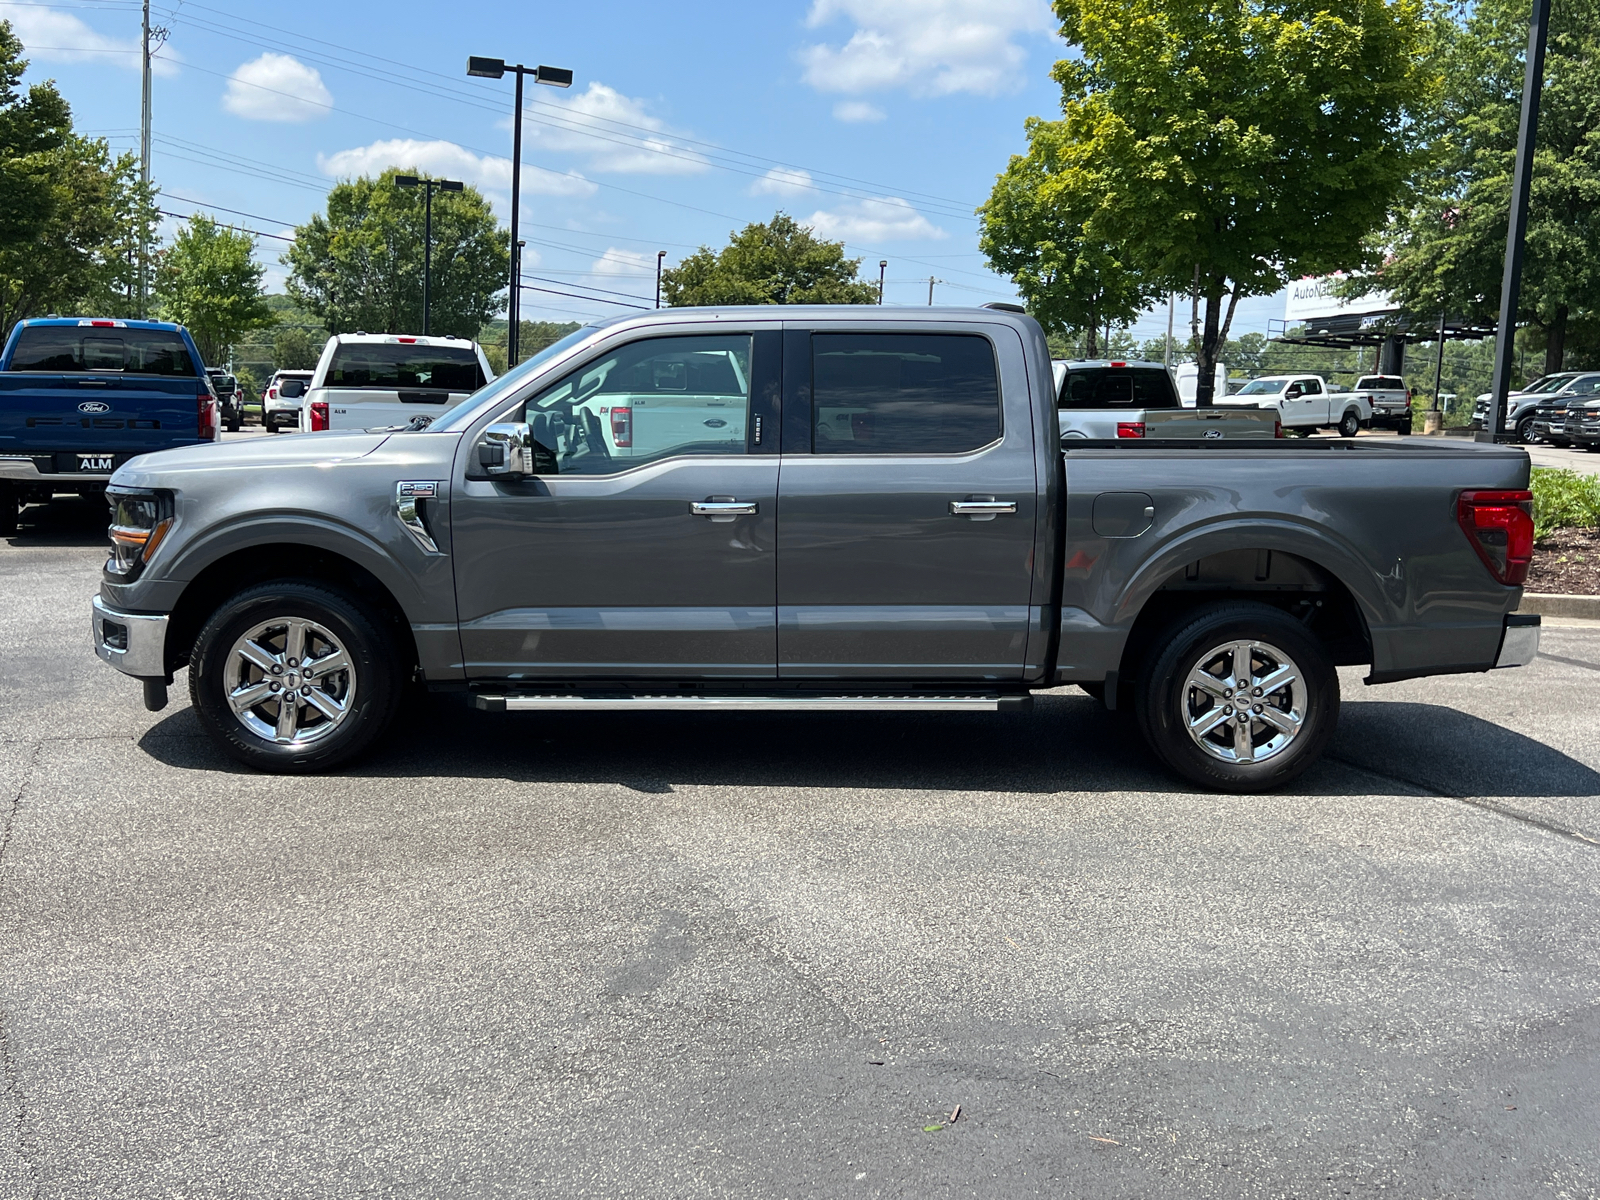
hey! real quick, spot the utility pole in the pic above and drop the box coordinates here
[878,260,887,304]
[138,0,165,318]
[927,276,939,305]
[1165,292,1174,370]
[656,251,666,308]
[394,176,463,335]
[1480,0,1552,444]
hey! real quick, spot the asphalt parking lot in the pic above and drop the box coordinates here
[3,493,1599,1199]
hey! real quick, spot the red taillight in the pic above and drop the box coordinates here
[610,406,632,447]
[1109,361,1126,367]
[1116,421,1145,439]
[91,319,115,327]
[398,337,417,343]
[310,400,329,431]
[1457,489,1534,585]
[1275,419,1284,438]
[197,393,219,441]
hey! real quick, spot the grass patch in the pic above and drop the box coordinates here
[1531,467,1600,538]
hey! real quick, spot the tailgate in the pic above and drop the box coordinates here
[0,372,200,463]
[323,388,467,430]
[1143,408,1277,439]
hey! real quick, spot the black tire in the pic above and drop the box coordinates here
[1395,420,1412,436]
[0,487,17,536]
[227,416,242,433]
[189,580,404,773]
[1516,414,1538,444]
[1134,601,1339,793]
[1338,409,1360,438]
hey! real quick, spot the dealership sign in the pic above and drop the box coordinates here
[1283,274,1394,324]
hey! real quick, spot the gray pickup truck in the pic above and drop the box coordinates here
[91,307,1540,793]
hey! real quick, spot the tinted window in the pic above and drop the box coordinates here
[812,333,999,454]
[1569,375,1600,396]
[1300,378,1323,394]
[1059,366,1178,408]
[1356,376,1405,390]
[521,334,752,475]
[325,343,484,390]
[8,326,197,376]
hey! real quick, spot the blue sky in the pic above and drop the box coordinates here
[2,0,1284,340]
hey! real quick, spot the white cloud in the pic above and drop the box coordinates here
[806,197,947,243]
[833,100,886,123]
[800,0,1052,97]
[315,139,596,209]
[0,2,179,75]
[223,53,332,122]
[522,82,709,176]
[589,248,654,277]
[750,167,815,198]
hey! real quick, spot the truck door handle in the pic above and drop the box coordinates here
[950,499,1017,519]
[690,499,758,521]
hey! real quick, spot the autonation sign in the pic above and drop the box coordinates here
[1283,273,1394,324]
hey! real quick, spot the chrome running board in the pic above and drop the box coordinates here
[475,693,1030,713]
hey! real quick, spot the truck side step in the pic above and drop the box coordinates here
[474,693,1032,714]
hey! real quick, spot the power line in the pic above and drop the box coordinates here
[519,282,646,310]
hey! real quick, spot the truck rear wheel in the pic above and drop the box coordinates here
[0,487,17,536]
[1338,410,1361,438]
[189,580,403,773]
[1134,601,1339,793]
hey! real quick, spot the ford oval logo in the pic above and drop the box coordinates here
[1202,428,1223,439]
[77,401,111,414]
[703,418,727,428]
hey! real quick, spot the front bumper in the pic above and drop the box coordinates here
[1495,613,1540,670]
[92,594,169,679]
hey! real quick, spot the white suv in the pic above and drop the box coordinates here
[263,370,315,433]
[300,333,494,432]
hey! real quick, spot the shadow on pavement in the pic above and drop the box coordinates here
[136,690,1600,799]
[3,493,108,548]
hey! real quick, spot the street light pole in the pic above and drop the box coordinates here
[656,251,666,308]
[1480,0,1552,444]
[878,260,887,305]
[468,57,574,365]
[395,176,464,335]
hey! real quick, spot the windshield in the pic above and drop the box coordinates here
[430,327,597,432]
[1235,379,1286,396]
[1524,374,1574,394]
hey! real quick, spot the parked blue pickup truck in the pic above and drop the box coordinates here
[0,317,220,534]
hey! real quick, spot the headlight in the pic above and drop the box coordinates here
[105,488,174,580]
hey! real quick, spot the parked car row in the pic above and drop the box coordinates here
[1474,370,1600,443]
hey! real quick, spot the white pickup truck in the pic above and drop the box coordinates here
[1351,374,1412,434]
[1217,374,1371,436]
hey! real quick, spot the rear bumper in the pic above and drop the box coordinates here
[0,455,112,484]
[92,594,169,679]
[1495,613,1540,669]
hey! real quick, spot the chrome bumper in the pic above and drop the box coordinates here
[0,455,113,484]
[92,594,169,678]
[1495,613,1540,669]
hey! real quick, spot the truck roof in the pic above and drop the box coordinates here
[15,317,185,333]
[327,332,478,346]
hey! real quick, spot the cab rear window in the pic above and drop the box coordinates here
[1356,376,1405,391]
[325,344,485,391]
[1059,367,1179,409]
[8,327,198,376]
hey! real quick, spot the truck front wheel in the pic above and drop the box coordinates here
[1134,602,1339,793]
[189,580,404,773]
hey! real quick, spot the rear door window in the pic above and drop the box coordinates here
[811,333,1000,454]
[8,326,198,376]
[1059,367,1179,409]
[325,343,485,391]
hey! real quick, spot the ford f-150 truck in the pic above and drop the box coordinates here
[90,307,1540,793]
[1,317,220,534]
[1217,374,1372,436]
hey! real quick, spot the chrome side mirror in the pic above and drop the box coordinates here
[480,422,532,477]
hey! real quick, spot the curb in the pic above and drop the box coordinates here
[1517,592,1600,619]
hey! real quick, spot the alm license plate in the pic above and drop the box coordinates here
[77,454,113,473]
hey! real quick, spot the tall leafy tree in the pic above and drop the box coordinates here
[0,26,158,338]
[980,121,1159,356]
[662,213,878,306]
[271,325,322,372]
[1016,0,1433,403]
[153,215,273,365]
[286,169,509,337]
[1374,0,1600,373]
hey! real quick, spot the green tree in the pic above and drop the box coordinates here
[285,169,508,337]
[1025,0,1433,403]
[1373,0,1600,373]
[980,122,1159,356]
[152,215,273,366]
[271,325,323,371]
[662,212,878,306]
[0,27,158,338]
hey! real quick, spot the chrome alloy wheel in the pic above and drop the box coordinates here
[1180,638,1307,765]
[224,617,356,746]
